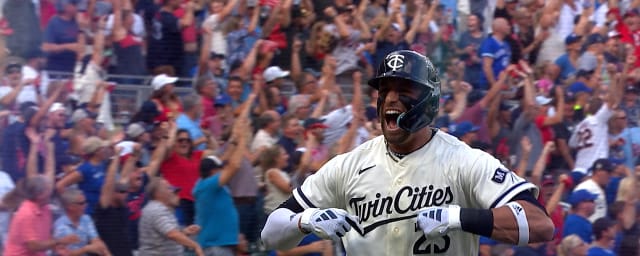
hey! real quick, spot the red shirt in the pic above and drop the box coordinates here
[201,96,216,121]
[612,8,640,67]
[40,0,57,30]
[535,115,555,144]
[160,151,204,201]
[173,7,197,44]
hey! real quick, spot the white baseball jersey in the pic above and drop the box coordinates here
[293,131,538,256]
[569,104,613,173]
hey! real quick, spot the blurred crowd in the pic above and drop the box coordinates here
[1,0,640,255]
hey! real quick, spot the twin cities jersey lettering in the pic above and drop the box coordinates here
[294,132,538,256]
[349,185,454,225]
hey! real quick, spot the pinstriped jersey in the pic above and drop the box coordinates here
[293,131,538,256]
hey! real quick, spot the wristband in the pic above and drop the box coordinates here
[447,205,462,229]
[460,208,494,238]
[506,202,529,246]
[561,176,573,188]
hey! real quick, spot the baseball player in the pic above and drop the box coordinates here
[261,50,554,255]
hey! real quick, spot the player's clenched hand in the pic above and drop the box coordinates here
[417,205,462,239]
[299,208,358,241]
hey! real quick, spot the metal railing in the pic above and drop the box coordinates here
[43,71,359,125]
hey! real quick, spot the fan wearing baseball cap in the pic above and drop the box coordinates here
[449,121,480,145]
[56,136,114,216]
[262,66,290,114]
[554,33,582,81]
[573,159,615,223]
[562,189,598,243]
[533,87,565,145]
[140,74,183,123]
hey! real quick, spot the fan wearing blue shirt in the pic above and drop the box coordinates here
[563,189,598,243]
[176,94,207,151]
[587,218,618,256]
[193,116,247,255]
[479,18,512,90]
[554,33,582,82]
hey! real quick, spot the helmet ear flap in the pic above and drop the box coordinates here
[397,89,437,132]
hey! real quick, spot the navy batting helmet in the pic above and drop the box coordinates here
[367,50,441,132]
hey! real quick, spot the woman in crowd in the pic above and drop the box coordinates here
[136,74,183,124]
[159,127,204,226]
[261,145,292,215]
[56,136,113,216]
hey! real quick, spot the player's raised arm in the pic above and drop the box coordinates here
[417,152,555,245]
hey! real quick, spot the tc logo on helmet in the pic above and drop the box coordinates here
[386,54,405,71]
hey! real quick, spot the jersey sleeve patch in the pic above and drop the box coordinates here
[491,168,508,184]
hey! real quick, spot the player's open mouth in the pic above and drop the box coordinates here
[384,110,402,131]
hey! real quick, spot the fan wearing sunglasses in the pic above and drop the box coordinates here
[53,187,111,256]
[158,122,205,227]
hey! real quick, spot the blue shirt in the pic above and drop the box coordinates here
[268,234,324,256]
[563,214,593,243]
[457,32,485,90]
[587,247,616,256]
[77,161,107,215]
[479,35,511,86]
[0,121,29,182]
[554,53,577,81]
[193,174,239,247]
[51,130,70,174]
[176,113,205,151]
[612,127,640,169]
[54,214,99,251]
[43,16,79,73]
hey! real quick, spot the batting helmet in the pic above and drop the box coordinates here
[367,50,441,132]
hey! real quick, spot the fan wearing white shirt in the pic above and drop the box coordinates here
[573,159,614,223]
[569,65,623,182]
[0,62,34,111]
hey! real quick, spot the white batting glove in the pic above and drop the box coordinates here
[299,208,358,241]
[417,205,462,238]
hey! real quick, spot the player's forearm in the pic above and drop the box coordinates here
[490,200,554,244]
[262,208,307,250]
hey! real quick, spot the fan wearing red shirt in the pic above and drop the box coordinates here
[609,4,640,67]
[160,128,204,226]
[533,88,565,145]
